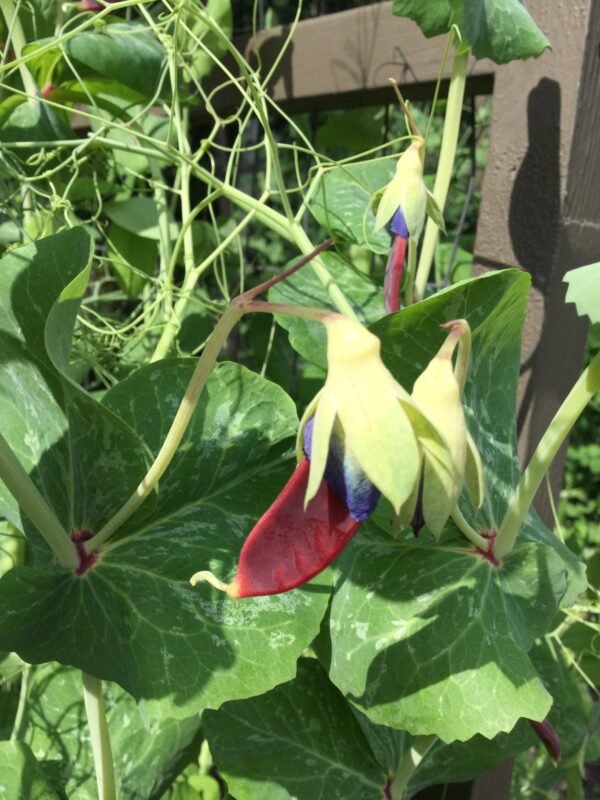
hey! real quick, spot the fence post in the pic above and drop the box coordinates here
[473,0,600,527]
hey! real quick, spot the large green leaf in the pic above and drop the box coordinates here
[64,23,166,99]
[204,658,389,800]
[0,228,149,534]
[323,270,585,742]
[0,229,329,720]
[328,526,567,742]
[392,0,550,64]
[104,196,179,241]
[308,160,395,254]
[0,741,61,799]
[23,662,201,799]
[269,251,385,368]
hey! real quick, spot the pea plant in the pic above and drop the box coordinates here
[0,0,598,798]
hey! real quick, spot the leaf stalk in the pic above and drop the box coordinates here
[495,351,600,559]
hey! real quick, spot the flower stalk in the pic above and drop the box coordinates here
[414,45,469,301]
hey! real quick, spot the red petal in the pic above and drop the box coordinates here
[229,458,360,598]
[384,236,408,314]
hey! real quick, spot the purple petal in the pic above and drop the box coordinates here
[390,206,410,238]
[529,719,561,763]
[303,417,381,522]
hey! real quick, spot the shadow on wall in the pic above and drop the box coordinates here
[512,78,561,437]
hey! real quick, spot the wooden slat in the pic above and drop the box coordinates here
[473,0,598,525]
[205,2,495,115]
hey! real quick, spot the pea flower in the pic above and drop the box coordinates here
[374,137,445,312]
[301,315,422,515]
[401,319,484,538]
[190,316,481,598]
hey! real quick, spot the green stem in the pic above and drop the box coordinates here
[84,305,243,553]
[291,224,358,320]
[0,0,38,96]
[390,735,436,799]
[10,663,31,742]
[150,198,264,362]
[82,673,117,800]
[451,505,488,550]
[150,159,173,281]
[404,238,417,305]
[495,352,600,559]
[0,433,78,569]
[414,46,469,301]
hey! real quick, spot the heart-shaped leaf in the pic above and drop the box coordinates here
[0,230,329,721]
[308,160,396,254]
[564,263,600,325]
[392,0,550,64]
[204,658,389,800]
[323,270,585,742]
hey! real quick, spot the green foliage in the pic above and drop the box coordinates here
[0,0,594,798]
[559,324,600,549]
[392,0,551,64]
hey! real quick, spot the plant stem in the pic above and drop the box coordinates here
[10,663,31,742]
[291,224,358,319]
[451,505,488,550]
[85,242,333,551]
[0,433,78,569]
[495,351,600,559]
[389,735,436,799]
[149,160,173,282]
[0,0,38,96]
[82,672,117,800]
[414,46,469,301]
[404,238,417,305]
[84,305,243,552]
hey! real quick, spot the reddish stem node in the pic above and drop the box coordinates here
[71,529,99,576]
[473,529,500,567]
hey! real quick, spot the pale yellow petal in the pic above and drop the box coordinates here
[304,389,336,508]
[324,317,420,511]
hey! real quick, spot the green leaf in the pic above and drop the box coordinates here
[269,251,385,368]
[0,228,152,534]
[107,222,158,297]
[316,108,384,154]
[309,159,396,254]
[204,658,389,800]
[323,270,585,742]
[564,263,600,325]
[392,0,452,37]
[64,22,166,99]
[23,662,201,799]
[104,196,179,241]
[451,0,551,64]
[0,350,330,720]
[392,0,550,64]
[0,741,61,799]
[328,526,569,742]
